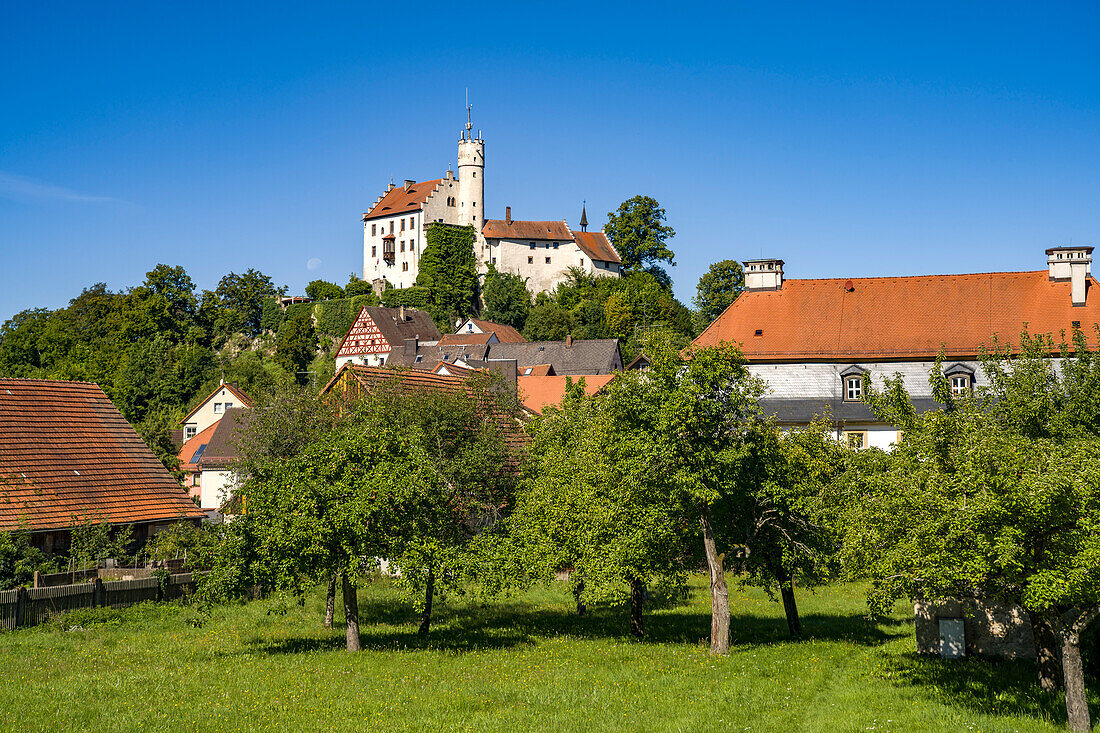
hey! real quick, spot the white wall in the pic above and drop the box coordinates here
[747,360,984,401]
[181,386,245,437]
[199,469,236,511]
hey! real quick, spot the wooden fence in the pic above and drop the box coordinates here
[0,573,197,631]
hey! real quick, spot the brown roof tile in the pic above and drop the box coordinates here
[364,180,443,220]
[573,231,621,264]
[518,374,615,414]
[467,319,526,343]
[482,219,573,241]
[0,379,205,532]
[693,270,1100,361]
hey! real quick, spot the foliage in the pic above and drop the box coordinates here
[214,269,282,338]
[523,301,571,341]
[305,280,344,301]
[260,298,284,333]
[274,309,318,384]
[147,522,223,566]
[314,294,375,344]
[605,195,676,287]
[69,520,134,567]
[344,274,375,298]
[481,265,531,330]
[0,529,57,589]
[694,259,745,328]
[414,223,479,328]
[380,286,432,310]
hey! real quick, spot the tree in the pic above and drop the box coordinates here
[415,223,479,328]
[694,260,744,328]
[605,196,676,287]
[481,265,531,330]
[523,301,570,341]
[274,311,317,385]
[843,345,1100,731]
[214,269,281,337]
[305,280,344,301]
[345,275,375,298]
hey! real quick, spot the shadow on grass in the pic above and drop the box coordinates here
[256,593,907,657]
[881,652,1099,727]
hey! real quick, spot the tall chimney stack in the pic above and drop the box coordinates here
[742,258,785,291]
[506,206,512,225]
[1046,246,1093,306]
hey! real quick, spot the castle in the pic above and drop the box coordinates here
[361,110,623,293]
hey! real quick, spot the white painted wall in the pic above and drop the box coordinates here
[181,386,246,437]
[747,360,985,401]
[199,469,236,511]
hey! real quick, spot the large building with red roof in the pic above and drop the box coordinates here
[692,247,1099,449]
[360,111,621,292]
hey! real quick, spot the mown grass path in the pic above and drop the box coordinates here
[0,578,1093,731]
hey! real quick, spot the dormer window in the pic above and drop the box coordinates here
[950,375,970,396]
[943,363,976,398]
[844,376,862,401]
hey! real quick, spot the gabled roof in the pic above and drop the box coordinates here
[364,179,442,221]
[178,422,219,471]
[519,364,555,376]
[0,379,205,532]
[482,219,573,241]
[518,374,615,414]
[180,383,253,425]
[465,318,526,343]
[572,231,621,264]
[336,306,443,358]
[197,408,249,469]
[693,270,1100,361]
[439,333,496,347]
[487,339,623,375]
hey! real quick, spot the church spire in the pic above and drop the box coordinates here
[580,201,588,232]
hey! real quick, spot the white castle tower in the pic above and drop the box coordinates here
[456,103,484,227]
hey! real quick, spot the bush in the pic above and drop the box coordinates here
[381,286,432,309]
[305,280,344,301]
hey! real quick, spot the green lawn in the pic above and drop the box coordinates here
[0,577,1093,732]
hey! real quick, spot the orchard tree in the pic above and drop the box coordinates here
[694,260,744,328]
[605,196,676,288]
[844,345,1100,731]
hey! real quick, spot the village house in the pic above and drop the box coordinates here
[177,407,249,517]
[388,334,623,377]
[179,381,253,442]
[691,246,1099,448]
[0,379,205,553]
[334,305,442,369]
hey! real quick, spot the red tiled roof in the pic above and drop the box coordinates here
[177,422,219,471]
[520,364,554,376]
[467,319,526,343]
[439,333,494,347]
[693,270,1100,361]
[483,219,572,241]
[573,231,621,264]
[431,361,476,377]
[180,383,253,425]
[0,379,205,532]
[364,180,442,220]
[518,374,615,414]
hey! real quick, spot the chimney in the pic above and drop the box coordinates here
[742,258,785,291]
[387,182,395,192]
[445,169,454,180]
[398,305,406,322]
[404,179,415,188]
[404,337,418,354]
[1047,246,1093,306]
[506,206,512,225]
[565,334,573,348]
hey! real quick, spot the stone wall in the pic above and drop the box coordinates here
[914,599,1036,660]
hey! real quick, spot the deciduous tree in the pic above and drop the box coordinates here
[694,260,744,328]
[605,196,676,287]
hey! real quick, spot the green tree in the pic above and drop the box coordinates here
[305,280,344,301]
[694,260,744,327]
[344,274,375,298]
[275,311,317,385]
[481,265,531,330]
[214,269,281,337]
[844,345,1100,731]
[605,196,676,287]
[415,223,479,328]
[523,301,571,341]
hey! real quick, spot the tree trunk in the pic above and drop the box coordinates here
[700,504,730,655]
[324,573,337,629]
[779,572,802,638]
[573,578,587,616]
[1061,633,1090,732]
[1029,613,1062,692]
[341,573,361,652]
[417,568,435,636]
[629,576,646,638]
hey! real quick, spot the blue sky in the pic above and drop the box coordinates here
[2,1,1098,321]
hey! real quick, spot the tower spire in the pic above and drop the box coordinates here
[464,89,473,137]
[580,200,588,232]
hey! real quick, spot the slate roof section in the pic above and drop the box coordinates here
[518,374,615,414]
[760,397,943,424]
[196,408,249,468]
[694,270,1100,361]
[482,219,573,241]
[364,179,442,220]
[0,379,205,532]
[572,231,621,264]
[487,339,623,375]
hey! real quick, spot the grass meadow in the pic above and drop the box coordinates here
[0,576,1094,732]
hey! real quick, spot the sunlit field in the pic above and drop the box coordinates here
[0,576,1093,732]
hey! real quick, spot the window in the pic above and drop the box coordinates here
[185,426,196,440]
[410,239,415,251]
[553,243,559,249]
[530,243,536,250]
[400,241,405,252]
[545,256,551,264]
[528,256,533,264]
[491,257,496,264]
[371,224,377,236]
[950,375,971,396]
[213,403,223,414]
[224,402,233,410]
[844,376,862,401]
[400,219,405,232]
[409,217,414,228]
[389,221,394,234]
[844,431,867,450]
[402,262,409,272]
[372,246,377,257]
